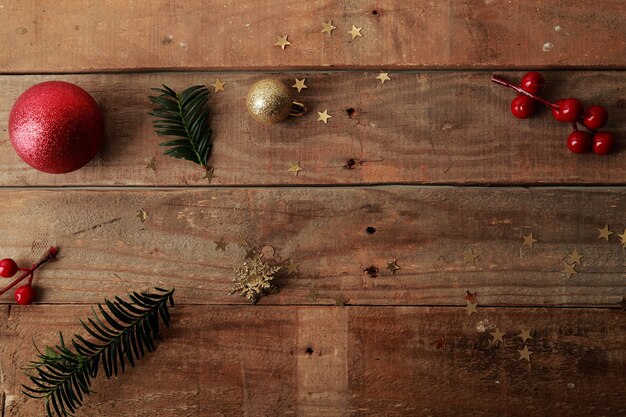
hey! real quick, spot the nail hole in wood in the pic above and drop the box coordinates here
[364,266,379,278]
[372,10,378,15]
[366,226,376,234]
[305,346,314,355]
[346,107,355,118]
[344,158,357,169]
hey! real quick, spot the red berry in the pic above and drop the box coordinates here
[0,258,19,278]
[520,72,545,94]
[14,284,35,305]
[592,132,615,155]
[583,105,608,130]
[511,95,535,119]
[567,131,592,154]
[552,98,583,123]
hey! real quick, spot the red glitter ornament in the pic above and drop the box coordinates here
[9,81,104,174]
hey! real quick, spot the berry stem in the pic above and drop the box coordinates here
[0,247,58,297]
[0,271,32,296]
[491,75,558,109]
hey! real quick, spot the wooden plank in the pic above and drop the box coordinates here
[1,71,625,186]
[0,188,623,307]
[1,305,624,416]
[1,1,625,72]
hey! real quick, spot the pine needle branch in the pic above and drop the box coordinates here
[23,287,175,417]
[149,85,212,169]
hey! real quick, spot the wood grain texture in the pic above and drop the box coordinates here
[1,71,625,186]
[0,188,623,307]
[1,305,624,416]
[1,0,625,72]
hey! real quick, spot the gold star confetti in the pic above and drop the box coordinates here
[202,167,214,183]
[244,246,258,260]
[598,225,613,241]
[288,161,303,176]
[306,287,321,302]
[212,79,225,93]
[376,72,391,84]
[292,78,307,93]
[145,157,157,172]
[334,294,349,306]
[286,259,299,275]
[386,259,400,275]
[275,35,291,49]
[491,328,505,344]
[522,233,538,248]
[465,301,478,317]
[137,208,150,223]
[348,25,362,39]
[618,229,626,248]
[463,249,479,264]
[562,262,577,279]
[519,328,533,343]
[321,20,336,35]
[567,249,583,266]
[518,345,533,362]
[214,238,228,252]
[317,109,331,124]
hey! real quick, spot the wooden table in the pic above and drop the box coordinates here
[1,1,625,416]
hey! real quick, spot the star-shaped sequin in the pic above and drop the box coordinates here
[214,238,228,251]
[562,262,577,279]
[244,246,258,260]
[465,301,478,317]
[567,249,583,265]
[288,161,303,176]
[317,110,331,124]
[306,287,321,302]
[334,294,349,306]
[376,72,391,84]
[292,78,307,93]
[519,328,533,343]
[321,20,336,35]
[491,328,505,344]
[145,157,157,172]
[598,225,613,241]
[522,233,538,248]
[348,25,362,39]
[463,249,479,264]
[617,229,626,248]
[137,209,150,223]
[212,79,225,93]
[203,167,215,183]
[518,345,533,362]
[386,259,400,275]
[286,259,299,275]
[275,35,291,49]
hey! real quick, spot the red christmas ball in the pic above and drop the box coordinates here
[9,81,104,174]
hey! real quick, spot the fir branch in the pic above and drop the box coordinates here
[149,85,213,168]
[23,287,175,417]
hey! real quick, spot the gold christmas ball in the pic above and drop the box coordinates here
[246,79,306,124]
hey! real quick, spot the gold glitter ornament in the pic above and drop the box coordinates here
[246,78,306,124]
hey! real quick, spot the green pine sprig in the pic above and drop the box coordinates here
[23,287,175,417]
[149,85,212,169]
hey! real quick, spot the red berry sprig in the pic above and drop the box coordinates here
[0,247,58,305]
[491,72,615,155]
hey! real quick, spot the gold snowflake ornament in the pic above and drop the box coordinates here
[229,257,283,303]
